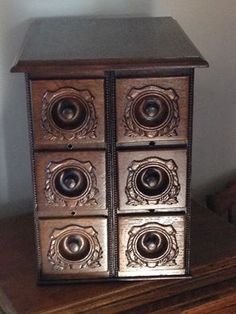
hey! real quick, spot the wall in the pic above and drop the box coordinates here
[0,0,235,218]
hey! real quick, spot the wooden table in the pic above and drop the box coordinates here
[1,201,236,313]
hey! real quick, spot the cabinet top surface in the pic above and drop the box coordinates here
[11,16,208,72]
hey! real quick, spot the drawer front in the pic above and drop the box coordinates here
[35,151,106,216]
[31,79,105,149]
[39,217,108,279]
[118,149,187,211]
[118,214,185,277]
[116,77,189,146]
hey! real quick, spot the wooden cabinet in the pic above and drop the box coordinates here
[11,16,208,282]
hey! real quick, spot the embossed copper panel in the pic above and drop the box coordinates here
[39,217,108,279]
[31,79,105,149]
[116,77,189,146]
[118,149,187,211]
[118,214,185,277]
[35,151,106,216]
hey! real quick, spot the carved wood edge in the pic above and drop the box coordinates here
[185,70,194,274]
[105,71,119,277]
[25,74,42,275]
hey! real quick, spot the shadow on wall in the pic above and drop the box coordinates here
[192,169,236,205]
[1,19,33,219]
[0,1,154,219]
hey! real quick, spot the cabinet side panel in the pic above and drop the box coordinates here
[185,69,195,275]
[25,75,42,279]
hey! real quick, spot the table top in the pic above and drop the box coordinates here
[11,17,208,73]
[1,201,236,313]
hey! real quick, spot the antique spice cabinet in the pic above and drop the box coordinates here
[11,17,208,282]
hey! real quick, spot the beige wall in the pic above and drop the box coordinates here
[0,0,235,217]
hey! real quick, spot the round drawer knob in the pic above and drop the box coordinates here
[136,166,169,197]
[51,98,87,130]
[59,234,91,261]
[136,231,168,259]
[134,96,169,129]
[54,168,88,197]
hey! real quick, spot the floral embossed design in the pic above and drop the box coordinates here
[48,225,103,271]
[42,87,97,141]
[126,222,179,268]
[45,159,98,208]
[125,157,180,206]
[123,85,180,138]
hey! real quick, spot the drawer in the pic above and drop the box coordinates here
[31,79,105,149]
[118,149,187,211]
[116,77,189,146]
[39,217,108,279]
[35,151,106,216]
[118,214,185,277]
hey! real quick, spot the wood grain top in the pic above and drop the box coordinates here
[11,17,208,73]
[1,201,236,313]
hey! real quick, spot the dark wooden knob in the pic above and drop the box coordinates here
[136,167,169,197]
[136,231,168,259]
[51,97,87,130]
[59,234,91,261]
[54,168,88,197]
[134,96,169,128]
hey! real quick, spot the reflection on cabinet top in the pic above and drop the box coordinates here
[11,17,208,73]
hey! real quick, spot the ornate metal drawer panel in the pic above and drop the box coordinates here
[31,79,105,149]
[118,214,185,277]
[116,77,189,146]
[118,149,187,211]
[35,151,106,217]
[39,217,108,279]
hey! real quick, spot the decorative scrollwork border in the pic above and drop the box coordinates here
[126,222,179,268]
[123,85,180,138]
[125,157,180,206]
[45,159,98,208]
[42,87,97,141]
[48,225,103,271]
